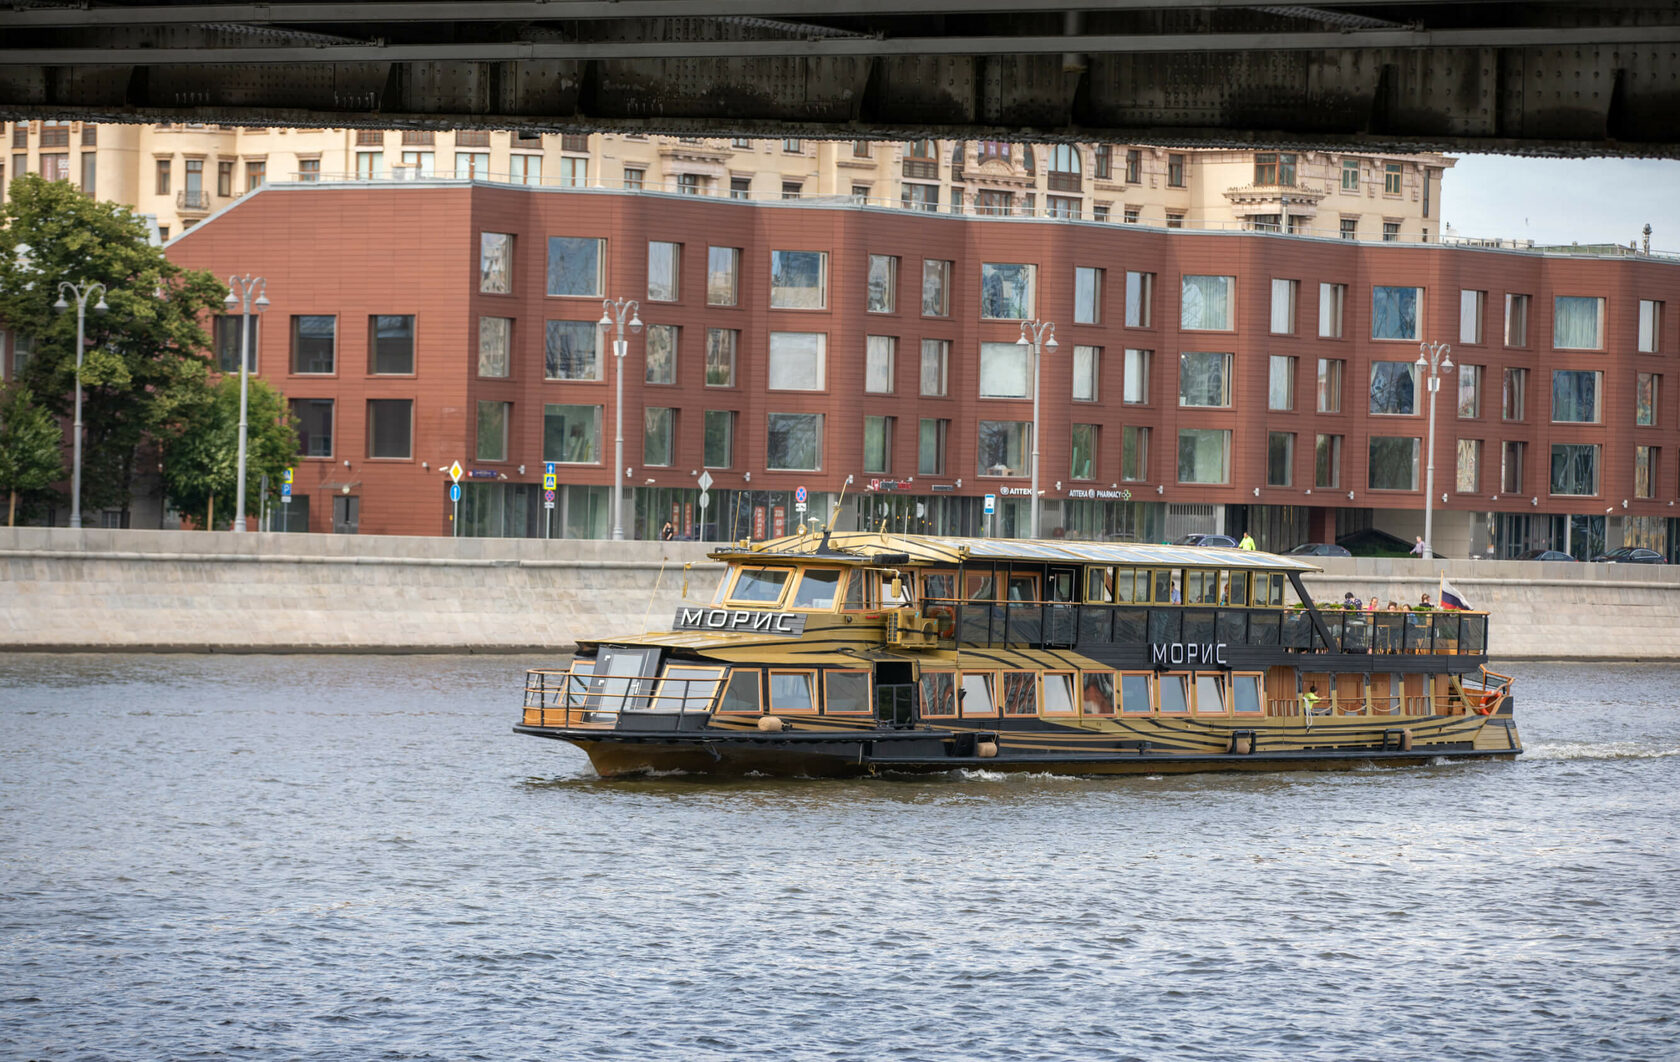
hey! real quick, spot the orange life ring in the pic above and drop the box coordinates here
[1475,691,1501,715]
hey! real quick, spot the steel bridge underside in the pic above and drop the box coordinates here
[3,0,1679,156]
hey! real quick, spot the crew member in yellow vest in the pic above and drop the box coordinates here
[1239,531,1256,551]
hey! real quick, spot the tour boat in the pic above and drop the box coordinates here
[515,531,1520,777]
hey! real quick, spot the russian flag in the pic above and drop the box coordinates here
[1439,575,1472,611]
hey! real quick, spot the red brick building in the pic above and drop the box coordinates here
[167,181,1680,559]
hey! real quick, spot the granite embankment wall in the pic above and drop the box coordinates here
[2,528,1678,659]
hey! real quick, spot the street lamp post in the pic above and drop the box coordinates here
[224,275,269,532]
[52,280,109,529]
[599,296,642,540]
[1017,318,1058,539]
[1417,339,1454,559]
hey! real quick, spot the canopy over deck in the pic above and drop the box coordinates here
[707,531,1322,573]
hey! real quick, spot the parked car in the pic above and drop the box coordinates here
[1172,533,1239,548]
[1595,547,1668,564]
[1514,549,1575,562]
[1284,542,1353,557]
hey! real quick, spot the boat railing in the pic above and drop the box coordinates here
[521,667,723,728]
[1272,693,1467,718]
[925,598,1488,656]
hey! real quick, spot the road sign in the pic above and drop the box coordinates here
[281,467,293,485]
[545,462,556,477]
[698,492,710,509]
[697,470,714,491]
[544,488,556,503]
[280,483,292,499]
[794,502,807,515]
[448,460,463,484]
[543,473,557,489]
[983,493,997,515]
[449,483,461,502]
[795,485,807,504]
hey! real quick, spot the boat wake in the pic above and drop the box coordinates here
[1524,741,1680,762]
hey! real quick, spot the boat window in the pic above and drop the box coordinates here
[842,569,871,610]
[1081,671,1116,716]
[1226,571,1249,606]
[1378,673,1403,714]
[1120,673,1152,713]
[1006,573,1039,602]
[1002,671,1037,715]
[1231,674,1263,714]
[920,671,957,716]
[1049,569,1076,602]
[589,646,660,711]
[711,572,731,605]
[1042,672,1077,714]
[1086,566,1114,603]
[1256,572,1286,607]
[965,572,996,601]
[1158,674,1190,713]
[718,668,762,713]
[567,661,595,707]
[1194,674,1226,714]
[790,567,843,609]
[824,670,871,714]
[1114,567,1136,603]
[769,670,816,713]
[959,671,996,716]
[651,666,725,712]
[1187,570,1220,604]
[1152,568,1174,603]
[1336,673,1366,714]
[879,570,913,607]
[922,570,957,603]
[729,566,793,605]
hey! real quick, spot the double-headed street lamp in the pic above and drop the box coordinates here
[1416,339,1454,560]
[1017,318,1058,539]
[599,296,642,541]
[224,275,269,532]
[52,280,109,529]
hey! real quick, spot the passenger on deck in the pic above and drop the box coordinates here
[1419,592,1433,608]
[1302,683,1324,715]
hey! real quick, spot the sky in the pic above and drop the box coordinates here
[1441,155,1680,252]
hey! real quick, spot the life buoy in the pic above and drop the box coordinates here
[1475,692,1501,715]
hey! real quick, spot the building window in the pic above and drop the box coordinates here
[1384,163,1403,195]
[480,232,513,294]
[705,247,740,307]
[1270,278,1297,334]
[290,315,336,374]
[1340,217,1358,240]
[1505,293,1531,347]
[1167,153,1185,187]
[919,340,950,397]
[1456,439,1482,493]
[1637,372,1659,426]
[80,152,96,194]
[510,154,542,186]
[918,418,949,476]
[1268,355,1296,411]
[1341,158,1360,191]
[767,412,823,471]
[1267,432,1294,487]
[1071,424,1097,480]
[1126,271,1154,328]
[1166,212,1184,229]
[1372,285,1421,340]
[865,335,895,394]
[355,150,384,180]
[782,139,803,154]
[213,315,259,374]
[1047,196,1080,220]
[155,159,171,195]
[863,415,893,474]
[922,260,952,316]
[647,241,681,302]
[1317,282,1345,338]
[1094,145,1112,179]
[560,134,589,152]
[1369,361,1419,416]
[1123,349,1151,404]
[1254,152,1296,186]
[1123,207,1140,224]
[852,184,871,203]
[1635,446,1656,499]
[289,398,333,458]
[706,329,737,386]
[704,410,735,468]
[1125,149,1141,183]
[544,320,601,380]
[1121,426,1149,481]
[978,421,1030,477]
[547,237,603,297]
[1383,221,1400,242]
[476,401,510,462]
[1177,429,1230,484]
[644,407,674,467]
[368,315,415,374]
[1503,367,1529,421]
[979,342,1030,399]
[1639,299,1663,353]
[769,332,826,391]
[367,399,413,460]
[726,176,748,199]
[980,263,1036,319]
[1459,289,1486,344]
[902,183,939,212]
[558,158,588,188]
[1074,267,1103,324]
[1551,370,1602,423]
[1072,345,1099,402]
[545,404,602,464]
[1550,443,1600,496]
[781,181,802,200]
[455,130,490,148]
[1180,275,1233,331]
[1179,352,1233,408]
[644,324,678,385]
[1457,364,1483,418]
[478,317,511,378]
[1553,296,1605,350]
[867,255,898,314]
[1315,434,1342,488]
[623,167,645,190]
[216,160,233,197]
[1501,441,1525,493]
[770,250,828,310]
[296,158,318,182]
[1368,436,1420,490]
[1317,358,1344,414]
[1093,203,1110,222]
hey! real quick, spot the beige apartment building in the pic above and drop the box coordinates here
[5,120,1451,244]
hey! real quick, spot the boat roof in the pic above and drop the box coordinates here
[707,531,1321,573]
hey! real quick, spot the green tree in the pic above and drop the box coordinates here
[161,375,299,529]
[0,385,65,526]
[0,174,225,523]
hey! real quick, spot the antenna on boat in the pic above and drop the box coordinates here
[826,475,853,532]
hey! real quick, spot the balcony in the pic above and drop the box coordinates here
[1048,171,1082,193]
[176,189,212,211]
[902,158,938,180]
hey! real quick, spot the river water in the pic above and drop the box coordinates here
[2,654,1677,1061]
